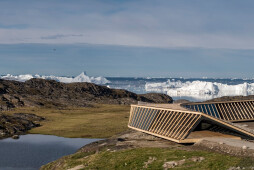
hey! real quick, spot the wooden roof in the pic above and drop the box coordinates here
[181,100,254,122]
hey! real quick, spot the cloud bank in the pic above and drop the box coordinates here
[1,0,254,49]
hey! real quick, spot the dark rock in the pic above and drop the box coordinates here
[0,78,173,110]
[13,113,45,121]
[0,113,44,139]
[117,138,126,142]
[12,135,19,139]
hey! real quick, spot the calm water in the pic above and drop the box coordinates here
[0,134,100,170]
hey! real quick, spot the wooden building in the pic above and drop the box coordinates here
[128,102,254,143]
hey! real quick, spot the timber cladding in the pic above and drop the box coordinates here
[181,100,254,122]
[128,106,201,141]
[128,103,254,143]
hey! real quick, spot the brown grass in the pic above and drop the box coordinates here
[3,104,130,138]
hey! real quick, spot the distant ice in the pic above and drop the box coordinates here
[0,72,110,85]
[145,80,254,100]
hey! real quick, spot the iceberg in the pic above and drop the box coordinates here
[145,80,254,100]
[1,74,34,82]
[0,72,110,85]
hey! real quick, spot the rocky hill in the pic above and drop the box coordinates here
[0,78,173,110]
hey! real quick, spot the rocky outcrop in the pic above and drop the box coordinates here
[0,78,173,110]
[0,113,45,139]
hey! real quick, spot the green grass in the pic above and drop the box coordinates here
[42,147,254,170]
[3,104,130,138]
[5,105,254,170]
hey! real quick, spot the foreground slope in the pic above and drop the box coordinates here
[42,130,254,170]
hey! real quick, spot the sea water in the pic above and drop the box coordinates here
[0,134,100,170]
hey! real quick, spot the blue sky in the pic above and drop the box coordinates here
[0,0,254,77]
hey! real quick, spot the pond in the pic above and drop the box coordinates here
[0,134,101,170]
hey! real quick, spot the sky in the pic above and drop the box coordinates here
[0,0,254,78]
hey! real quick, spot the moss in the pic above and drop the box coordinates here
[42,148,254,170]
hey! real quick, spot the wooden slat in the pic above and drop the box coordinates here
[224,103,235,120]
[158,111,176,135]
[245,101,254,119]
[140,109,152,129]
[220,103,230,120]
[246,101,254,118]
[180,114,201,140]
[215,104,224,119]
[233,102,244,120]
[128,106,134,125]
[168,112,188,138]
[130,107,139,126]
[236,102,247,119]
[230,102,241,119]
[218,103,229,120]
[160,112,179,136]
[153,110,168,134]
[200,105,204,113]
[149,110,164,132]
[171,113,190,139]
[194,105,199,112]
[212,104,221,119]
[175,113,195,139]
[165,112,185,137]
[206,104,213,117]
[158,110,176,134]
[155,111,173,135]
[249,101,254,118]
[177,114,197,139]
[143,109,158,130]
[240,102,251,119]
[136,108,148,128]
[223,103,233,120]
[203,104,208,114]
[229,103,240,120]
[133,107,144,127]
[128,106,133,125]
[131,104,202,115]
[227,103,238,120]
[160,111,178,136]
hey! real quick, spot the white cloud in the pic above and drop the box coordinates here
[1,0,254,49]
[41,34,83,40]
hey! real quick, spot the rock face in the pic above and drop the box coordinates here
[0,78,173,110]
[0,113,44,139]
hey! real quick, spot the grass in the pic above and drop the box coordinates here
[3,104,130,138]
[4,105,254,169]
[42,147,254,170]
